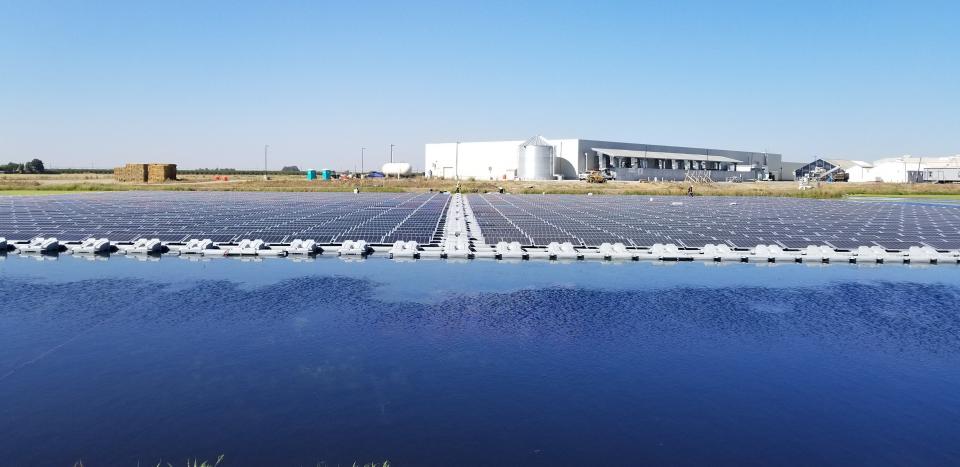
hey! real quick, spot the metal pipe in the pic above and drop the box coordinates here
[263,144,269,181]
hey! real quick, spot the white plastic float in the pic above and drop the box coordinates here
[851,245,912,263]
[698,244,744,262]
[69,238,113,254]
[934,249,960,264]
[747,244,797,263]
[6,228,959,267]
[225,239,286,256]
[338,240,370,256]
[282,239,321,255]
[495,241,527,260]
[906,245,957,264]
[389,240,419,258]
[546,242,580,260]
[175,238,215,255]
[597,242,634,260]
[643,243,689,261]
[852,246,883,263]
[17,237,62,254]
[442,236,471,259]
[470,244,497,259]
[801,245,835,262]
[117,238,164,255]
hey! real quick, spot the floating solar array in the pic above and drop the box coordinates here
[0,192,449,245]
[468,194,960,251]
[3,192,960,252]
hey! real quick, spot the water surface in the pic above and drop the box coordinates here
[1,256,959,465]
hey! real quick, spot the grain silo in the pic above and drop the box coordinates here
[517,135,555,180]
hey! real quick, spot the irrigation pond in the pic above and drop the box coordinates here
[1,257,959,465]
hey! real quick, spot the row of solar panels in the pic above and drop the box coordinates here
[467,194,960,251]
[0,192,449,245]
[3,192,960,251]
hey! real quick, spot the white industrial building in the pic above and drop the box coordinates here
[425,136,784,182]
[794,159,875,182]
[868,155,960,183]
[796,155,960,183]
[924,157,960,183]
[864,156,922,183]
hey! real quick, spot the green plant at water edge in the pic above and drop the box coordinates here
[72,455,226,467]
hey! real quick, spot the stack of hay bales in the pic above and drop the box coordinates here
[113,163,177,183]
[114,163,148,182]
[147,163,177,183]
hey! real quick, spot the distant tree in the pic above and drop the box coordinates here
[26,158,45,173]
[0,162,18,173]
[281,165,301,173]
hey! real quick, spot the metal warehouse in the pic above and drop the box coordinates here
[425,136,783,182]
[794,155,960,183]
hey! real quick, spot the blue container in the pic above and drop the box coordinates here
[321,170,332,180]
[306,170,317,180]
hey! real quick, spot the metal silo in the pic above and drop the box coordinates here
[518,135,555,180]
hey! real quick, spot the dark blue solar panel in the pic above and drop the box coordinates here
[0,192,449,245]
[466,194,960,250]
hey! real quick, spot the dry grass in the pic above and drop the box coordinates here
[4,173,960,198]
[0,173,117,184]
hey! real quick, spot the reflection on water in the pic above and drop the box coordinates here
[0,258,959,465]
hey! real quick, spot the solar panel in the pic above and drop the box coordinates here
[3,192,958,252]
[466,194,960,250]
[0,192,449,245]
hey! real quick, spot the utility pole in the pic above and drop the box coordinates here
[263,144,269,181]
[390,144,395,163]
[361,147,365,174]
[455,141,460,181]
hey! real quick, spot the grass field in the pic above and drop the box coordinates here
[847,193,960,199]
[3,173,960,198]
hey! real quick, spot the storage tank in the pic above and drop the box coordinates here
[518,136,555,180]
[382,162,412,176]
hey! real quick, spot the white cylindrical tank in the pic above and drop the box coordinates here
[381,162,412,176]
[518,142,555,180]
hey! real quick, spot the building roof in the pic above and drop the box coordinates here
[873,155,960,167]
[926,156,960,168]
[824,159,874,169]
[592,148,741,163]
[521,135,551,147]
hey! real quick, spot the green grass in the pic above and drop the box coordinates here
[847,193,960,199]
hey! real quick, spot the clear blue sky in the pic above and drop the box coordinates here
[1,0,957,170]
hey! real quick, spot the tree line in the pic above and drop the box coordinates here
[1,159,45,173]
[0,161,309,175]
